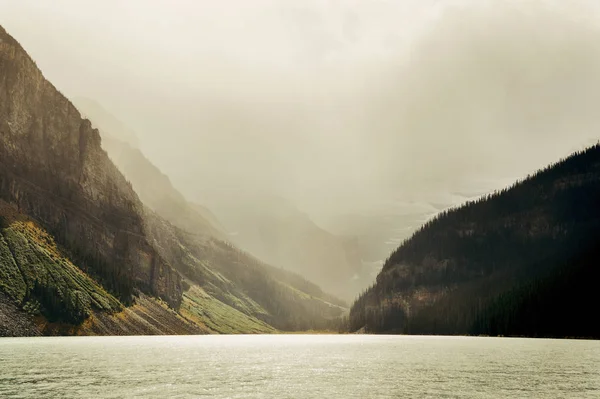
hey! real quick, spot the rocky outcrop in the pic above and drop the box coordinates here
[0,291,40,337]
[0,25,182,307]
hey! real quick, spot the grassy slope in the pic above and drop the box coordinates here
[0,202,285,335]
[0,202,122,327]
[181,285,275,334]
[145,210,347,332]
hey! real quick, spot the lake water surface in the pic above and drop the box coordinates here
[0,335,598,398]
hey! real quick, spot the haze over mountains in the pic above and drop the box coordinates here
[2,0,599,270]
[74,97,368,301]
[74,98,228,242]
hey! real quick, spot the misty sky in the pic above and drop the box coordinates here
[1,0,599,226]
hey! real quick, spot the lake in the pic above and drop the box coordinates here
[0,335,598,398]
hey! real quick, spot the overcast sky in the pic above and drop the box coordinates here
[1,0,599,222]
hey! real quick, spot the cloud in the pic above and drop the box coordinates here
[1,0,599,220]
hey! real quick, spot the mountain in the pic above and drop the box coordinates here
[349,144,600,338]
[73,98,346,330]
[0,25,345,336]
[208,194,365,301]
[74,100,367,302]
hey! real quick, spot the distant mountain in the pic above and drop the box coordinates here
[209,195,365,301]
[0,25,345,336]
[349,144,600,338]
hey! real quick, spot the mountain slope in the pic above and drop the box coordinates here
[74,98,345,331]
[75,97,361,302]
[144,209,346,332]
[349,144,600,338]
[0,201,203,336]
[0,25,345,335]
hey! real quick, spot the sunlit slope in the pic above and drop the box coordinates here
[181,285,275,334]
[350,144,600,338]
[0,203,207,336]
[0,203,121,332]
[145,211,346,332]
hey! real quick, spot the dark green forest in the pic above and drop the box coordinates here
[349,143,600,338]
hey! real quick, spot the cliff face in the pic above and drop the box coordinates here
[349,144,600,338]
[0,25,182,307]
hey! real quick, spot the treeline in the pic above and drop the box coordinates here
[349,143,600,337]
[471,244,600,338]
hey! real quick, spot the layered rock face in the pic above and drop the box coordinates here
[0,25,182,307]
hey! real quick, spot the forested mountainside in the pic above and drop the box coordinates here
[0,25,344,336]
[349,144,600,338]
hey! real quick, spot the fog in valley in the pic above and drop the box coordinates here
[2,0,599,299]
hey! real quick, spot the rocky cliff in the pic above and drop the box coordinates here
[0,25,182,307]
